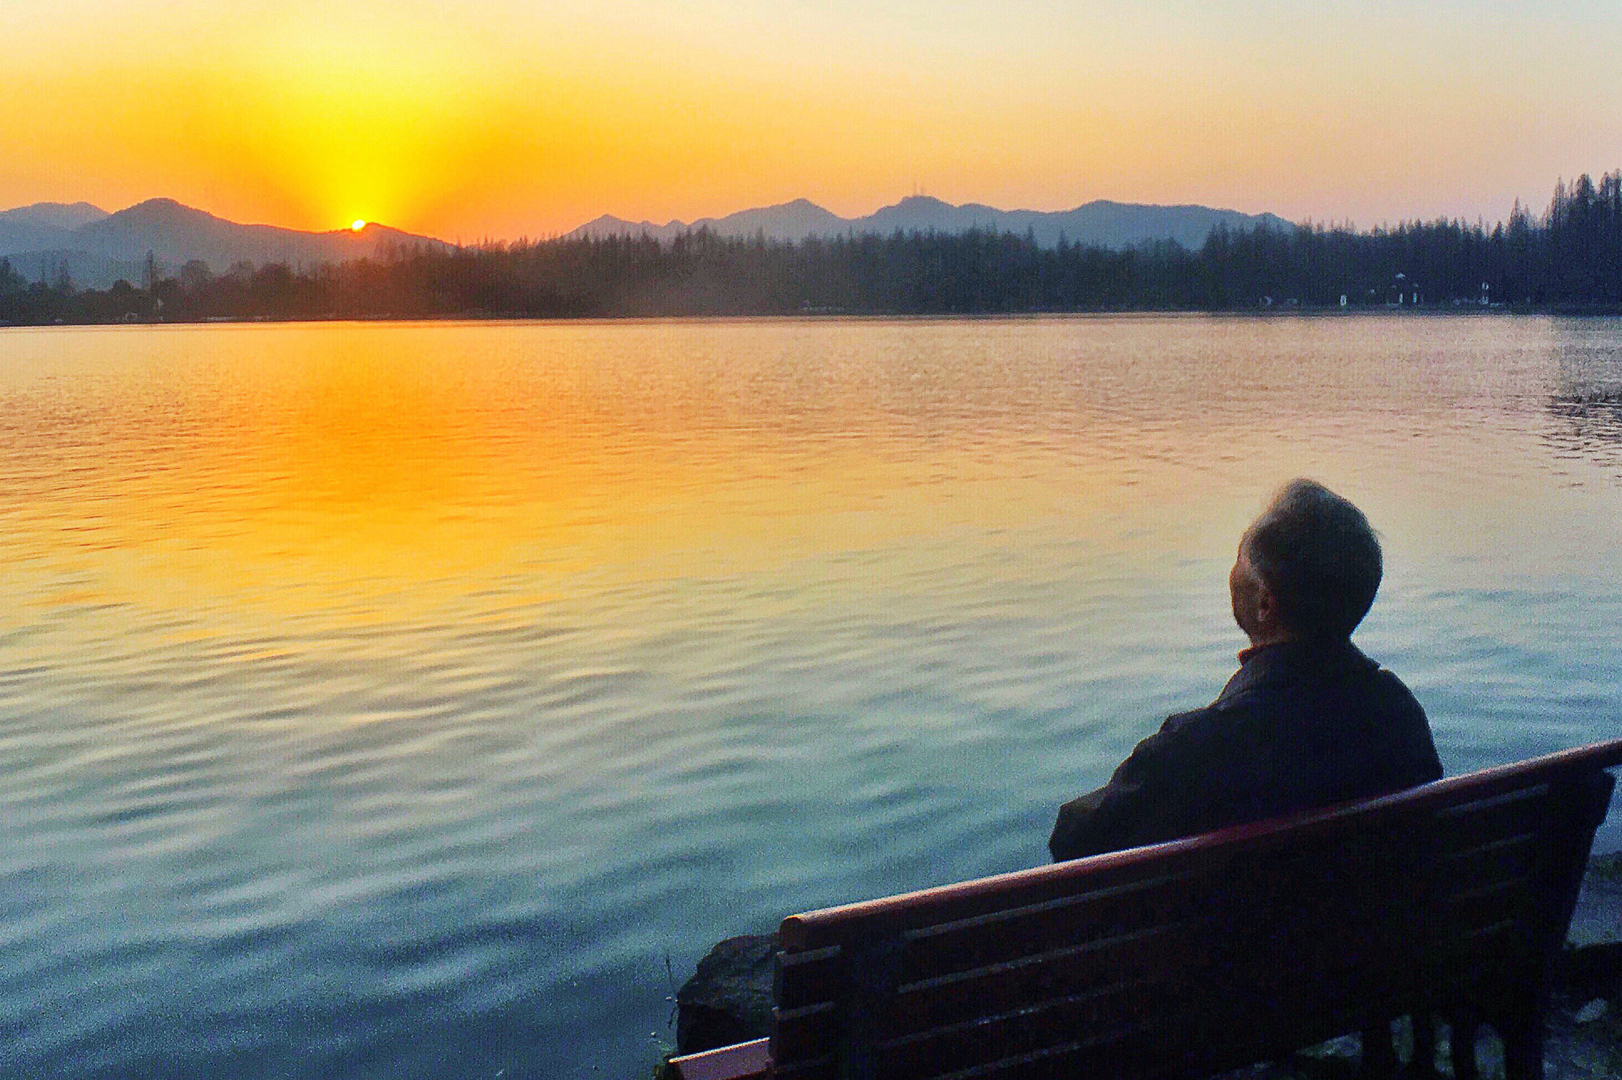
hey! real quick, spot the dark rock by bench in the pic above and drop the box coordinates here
[675,933,777,1054]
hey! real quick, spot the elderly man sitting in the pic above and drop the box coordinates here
[1050,478,1442,862]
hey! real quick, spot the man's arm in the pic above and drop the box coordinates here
[1049,784,1130,862]
[1049,710,1212,862]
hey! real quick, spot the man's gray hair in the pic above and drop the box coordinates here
[1241,478,1383,640]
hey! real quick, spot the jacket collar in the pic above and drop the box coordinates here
[1218,638,1377,704]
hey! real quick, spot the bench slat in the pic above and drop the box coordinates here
[1435,786,1550,852]
[668,1038,770,1080]
[881,973,1412,1080]
[898,871,1200,981]
[770,1002,837,1064]
[774,946,841,1010]
[886,919,1208,1037]
[935,1025,1175,1080]
[769,1057,837,1080]
[781,849,1216,952]
[878,990,1383,1080]
[875,980,1174,1078]
[1438,831,1540,886]
[876,962,1395,1078]
[1439,875,1536,940]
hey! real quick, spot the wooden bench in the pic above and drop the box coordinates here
[670,739,1622,1080]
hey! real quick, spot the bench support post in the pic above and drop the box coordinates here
[1410,1014,1439,1078]
[1359,1019,1396,1079]
[838,934,902,1080]
[1450,1014,1479,1080]
[1502,1011,1546,1080]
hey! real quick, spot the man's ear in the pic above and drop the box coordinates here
[1251,581,1284,635]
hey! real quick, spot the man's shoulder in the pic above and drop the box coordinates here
[1147,701,1244,756]
[1369,664,1425,705]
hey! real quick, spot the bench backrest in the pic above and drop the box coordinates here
[769,740,1622,1080]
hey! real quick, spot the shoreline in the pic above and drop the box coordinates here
[6,305,1622,330]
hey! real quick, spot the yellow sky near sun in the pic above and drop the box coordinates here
[2,0,1621,239]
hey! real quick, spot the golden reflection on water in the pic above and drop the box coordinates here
[0,315,1617,648]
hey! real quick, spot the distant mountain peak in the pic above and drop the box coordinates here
[0,196,449,289]
[10,200,107,216]
[581,213,643,229]
[569,194,1288,251]
[0,200,110,232]
[109,197,223,225]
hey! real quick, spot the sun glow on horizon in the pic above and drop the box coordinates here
[351,219,367,232]
[2,1,1619,236]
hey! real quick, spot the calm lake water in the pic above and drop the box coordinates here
[1,314,1619,1079]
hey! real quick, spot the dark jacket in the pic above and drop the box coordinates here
[1049,639,1441,862]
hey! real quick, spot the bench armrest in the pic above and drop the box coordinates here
[668,1038,771,1080]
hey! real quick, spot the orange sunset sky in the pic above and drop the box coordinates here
[4,0,1619,240]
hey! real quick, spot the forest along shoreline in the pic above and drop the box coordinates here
[4,171,1621,325]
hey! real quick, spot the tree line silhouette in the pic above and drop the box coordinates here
[3,171,1620,324]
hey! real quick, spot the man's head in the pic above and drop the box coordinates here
[1230,479,1383,645]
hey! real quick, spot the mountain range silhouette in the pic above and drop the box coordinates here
[1,195,1287,289]
[568,194,1288,249]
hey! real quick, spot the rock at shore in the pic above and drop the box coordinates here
[675,933,777,1054]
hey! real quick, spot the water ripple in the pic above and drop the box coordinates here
[0,316,1620,1078]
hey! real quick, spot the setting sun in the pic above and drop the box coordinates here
[351,219,366,231]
